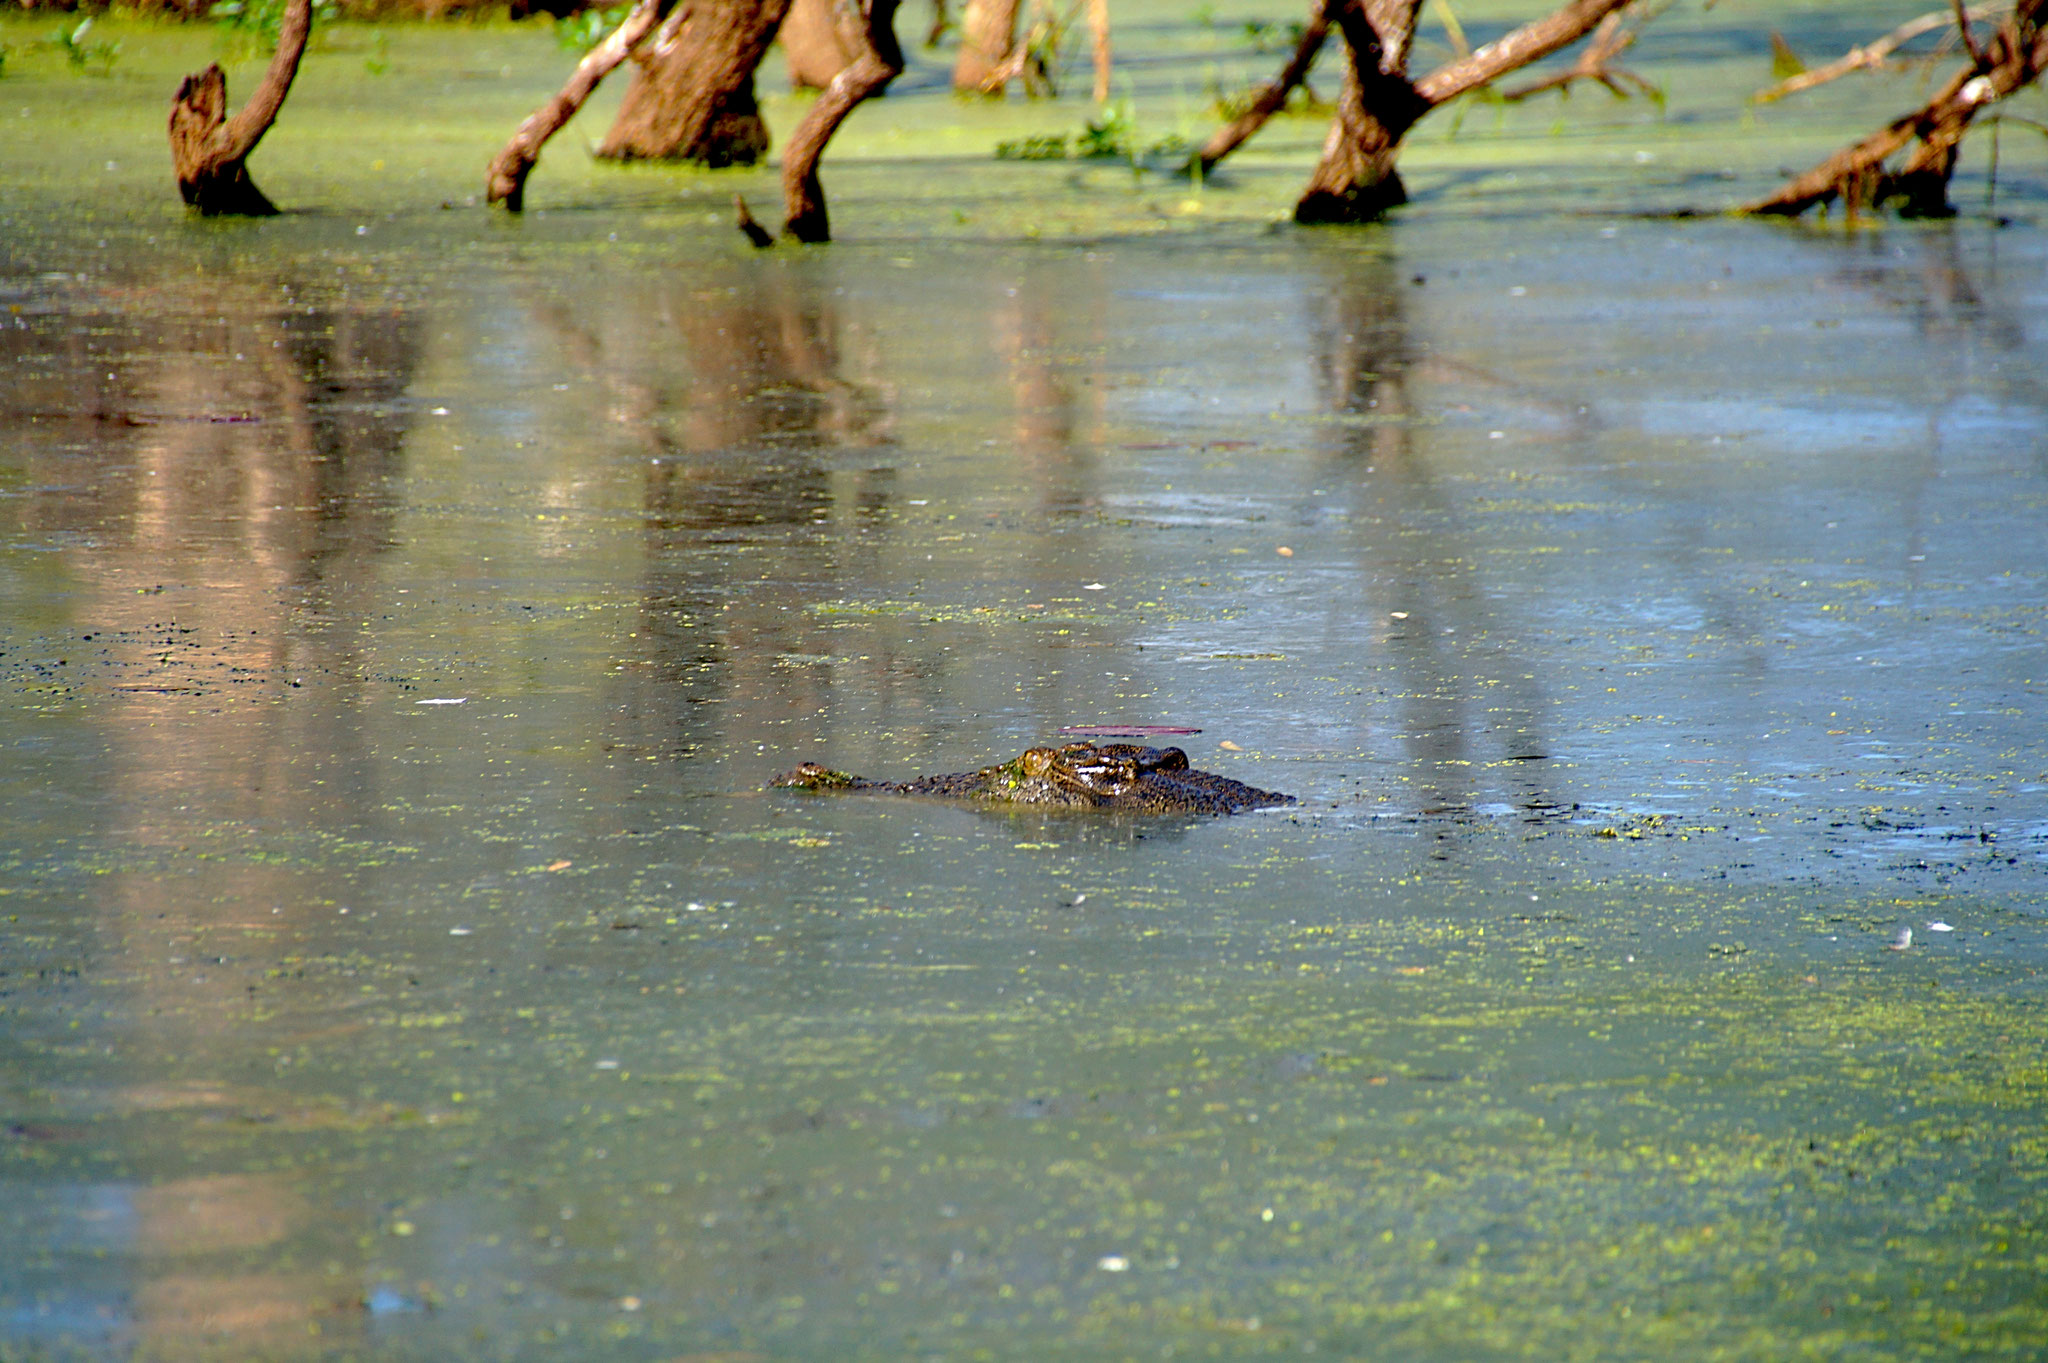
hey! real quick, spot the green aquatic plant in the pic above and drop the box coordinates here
[994,133,1071,160]
[46,18,120,75]
[1078,98,1137,158]
[214,0,334,57]
[1207,67,1322,122]
[555,3,633,54]
[1241,17,1308,54]
[1072,100,1191,168]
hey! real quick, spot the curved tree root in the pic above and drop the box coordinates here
[167,0,312,215]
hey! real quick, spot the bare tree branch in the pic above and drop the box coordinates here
[221,0,314,160]
[1414,0,1635,104]
[779,0,905,241]
[1753,2,2007,104]
[1192,0,1333,177]
[1953,0,1988,63]
[1743,0,2048,217]
[488,0,666,211]
[1498,5,1660,101]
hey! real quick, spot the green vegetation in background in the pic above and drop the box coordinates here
[554,0,629,53]
[43,15,122,72]
[212,0,338,57]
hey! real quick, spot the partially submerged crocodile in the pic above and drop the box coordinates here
[771,742,1294,815]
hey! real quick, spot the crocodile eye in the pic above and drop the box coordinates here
[1021,748,1056,777]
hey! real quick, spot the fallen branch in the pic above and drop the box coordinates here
[487,0,665,210]
[1743,0,2047,217]
[167,0,311,215]
[1753,2,2007,103]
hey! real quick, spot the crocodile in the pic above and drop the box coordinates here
[770,741,1294,815]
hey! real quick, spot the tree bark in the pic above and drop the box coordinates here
[167,0,311,215]
[1296,0,1428,224]
[781,0,903,240]
[782,0,862,87]
[488,0,665,210]
[952,0,1020,93]
[1293,0,1638,224]
[1194,0,1331,178]
[599,0,795,165]
[1743,0,2045,216]
[1409,0,1636,104]
[1497,9,1656,102]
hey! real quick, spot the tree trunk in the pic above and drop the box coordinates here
[1087,0,1111,104]
[599,0,795,165]
[781,0,903,240]
[952,0,1020,93]
[1292,0,1638,224]
[488,0,665,210]
[1295,0,1427,224]
[782,0,861,86]
[167,0,312,215]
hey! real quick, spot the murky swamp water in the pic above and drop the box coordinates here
[4,7,2048,1360]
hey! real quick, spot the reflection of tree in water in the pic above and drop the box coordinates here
[1308,250,1555,827]
[1823,226,2045,609]
[519,259,905,771]
[996,263,1106,517]
[0,273,419,1358]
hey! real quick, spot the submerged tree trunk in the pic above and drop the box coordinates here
[599,0,795,165]
[166,0,311,215]
[782,0,862,86]
[488,0,665,209]
[1743,0,2047,218]
[1288,0,1637,223]
[952,0,1020,92]
[1295,0,1427,223]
